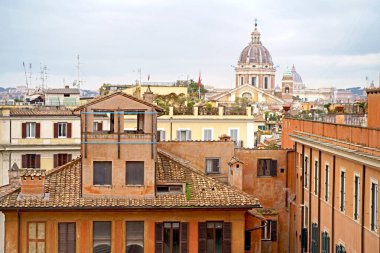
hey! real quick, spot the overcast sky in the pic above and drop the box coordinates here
[1,0,379,90]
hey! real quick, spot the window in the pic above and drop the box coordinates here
[251,77,256,86]
[54,154,72,168]
[93,161,112,185]
[203,129,213,141]
[240,76,244,86]
[304,205,309,228]
[285,87,290,93]
[229,129,238,145]
[157,130,166,141]
[198,222,230,253]
[314,160,319,195]
[304,156,309,188]
[244,231,251,250]
[176,130,191,141]
[28,222,45,253]
[261,220,277,241]
[258,125,266,131]
[58,123,67,138]
[93,122,103,132]
[27,122,36,138]
[264,77,269,89]
[205,158,220,174]
[126,161,144,185]
[371,181,378,231]
[206,222,223,253]
[340,170,346,212]
[257,159,277,177]
[321,231,330,253]
[311,223,318,253]
[354,174,360,220]
[155,222,188,253]
[22,154,41,168]
[336,244,346,253]
[325,164,330,202]
[126,221,144,253]
[93,221,111,253]
[58,222,76,253]
[156,185,183,193]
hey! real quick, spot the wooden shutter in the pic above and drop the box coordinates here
[68,154,72,162]
[271,220,278,241]
[155,222,163,253]
[223,222,232,253]
[59,223,76,253]
[187,130,191,141]
[22,123,26,138]
[54,123,58,138]
[22,155,27,168]
[98,122,103,131]
[36,123,41,138]
[257,160,263,176]
[198,222,206,253]
[176,130,180,141]
[67,123,72,138]
[162,130,166,141]
[35,155,41,168]
[301,228,308,250]
[54,154,58,168]
[270,160,278,176]
[181,222,188,253]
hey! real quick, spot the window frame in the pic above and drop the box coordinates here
[314,159,319,196]
[126,221,144,253]
[353,173,360,221]
[202,128,213,141]
[125,161,144,186]
[206,221,224,253]
[261,220,272,240]
[26,122,36,138]
[304,156,309,189]
[93,221,112,253]
[228,128,239,146]
[93,161,112,186]
[177,128,191,141]
[157,128,166,142]
[28,221,46,253]
[163,221,181,253]
[58,222,76,253]
[370,178,378,232]
[205,157,221,174]
[325,163,330,202]
[58,122,67,138]
[340,168,346,213]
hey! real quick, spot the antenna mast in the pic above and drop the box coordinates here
[23,62,29,89]
[76,54,81,89]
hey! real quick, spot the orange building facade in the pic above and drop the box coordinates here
[283,88,380,253]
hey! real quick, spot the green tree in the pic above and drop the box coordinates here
[187,79,208,98]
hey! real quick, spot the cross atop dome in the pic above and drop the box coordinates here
[251,18,261,44]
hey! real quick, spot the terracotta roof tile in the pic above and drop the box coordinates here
[0,152,260,209]
[10,108,76,116]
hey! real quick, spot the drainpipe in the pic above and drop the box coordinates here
[17,209,20,253]
[361,165,366,253]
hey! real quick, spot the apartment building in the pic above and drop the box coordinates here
[282,88,380,252]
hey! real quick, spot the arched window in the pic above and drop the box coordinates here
[285,87,290,93]
[264,77,269,89]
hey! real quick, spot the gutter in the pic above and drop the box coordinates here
[17,209,20,253]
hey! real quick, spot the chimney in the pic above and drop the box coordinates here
[8,163,20,186]
[366,88,380,128]
[19,169,46,196]
[65,85,70,89]
[219,134,231,142]
[228,157,244,190]
[143,85,154,103]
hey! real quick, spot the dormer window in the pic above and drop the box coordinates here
[156,185,183,193]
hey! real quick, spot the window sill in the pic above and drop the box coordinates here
[125,184,144,187]
[93,184,112,188]
[257,176,275,178]
[261,239,272,241]
[26,137,36,139]
[206,172,221,175]
[58,136,67,139]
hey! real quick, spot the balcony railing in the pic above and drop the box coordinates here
[198,107,219,115]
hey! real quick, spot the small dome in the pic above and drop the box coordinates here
[283,70,292,77]
[238,23,273,66]
[291,65,305,89]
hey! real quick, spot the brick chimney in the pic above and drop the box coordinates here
[143,85,155,103]
[366,88,380,128]
[8,163,20,186]
[19,169,46,196]
[219,134,231,142]
[228,157,244,190]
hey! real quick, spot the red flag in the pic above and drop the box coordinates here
[198,72,202,88]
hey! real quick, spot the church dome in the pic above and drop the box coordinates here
[291,65,305,89]
[238,23,273,66]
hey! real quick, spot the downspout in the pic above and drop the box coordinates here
[317,150,322,253]
[17,209,20,253]
[301,144,305,253]
[361,165,366,253]
[308,147,312,253]
[331,155,336,253]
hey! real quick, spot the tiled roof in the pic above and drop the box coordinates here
[74,91,164,112]
[0,152,260,210]
[45,88,80,94]
[10,109,76,116]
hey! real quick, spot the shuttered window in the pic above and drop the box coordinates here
[325,164,330,202]
[58,222,76,253]
[261,220,277,241]
[198,222,231,253]
[54,154,72,168]
[354,175,360,220]
[340,170,346,212]
[205,158,220,174]
[54,123,72,138]
[126,162,144,185]
[304,156,309,188]
[229,129,238,146]
[371,181,378,231]
[177,130,191,141]
[22,154,41,168]
[203,129,213,141]
[311,223,318,253]
[336,244,346,253]
[93,122,103,132]
[321,231,330,253]
[126,221,144,253]
[28,222,45,253]
[314,160,319,195]
[155,222,188,253]
[93,221,111,253]
[93,161,112,185]
[257,159,277,177]
[157,130,166,142]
